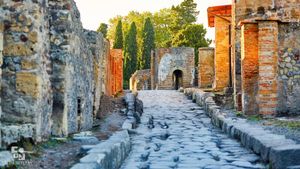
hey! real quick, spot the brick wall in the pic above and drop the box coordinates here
[241,23,259,115]
[107,49,123,96]
[257,21,279,116]
[198,47,214,88]
[151,48,195,90]
[213,16,231,91]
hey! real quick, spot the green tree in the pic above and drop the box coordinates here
[113,20,123,49]
[141,18,155,69]
[170,0,199,34]
[123,22,138,89]
[97,23,108,38]
[172,24,211,65]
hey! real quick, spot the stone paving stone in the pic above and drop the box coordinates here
[120,91,266,169]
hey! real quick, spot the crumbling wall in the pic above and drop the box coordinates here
[1,0,52,146]
[198,48,214,88]
[277,22,300,115]
[49,0,94,136]
[130,69,151,91]
[84,30,104,118]
[151,48,195,90]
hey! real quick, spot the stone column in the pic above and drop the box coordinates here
[241,23,259,115]
[213,16,231,91]
[198,47,215,88]
[258,21,279,116]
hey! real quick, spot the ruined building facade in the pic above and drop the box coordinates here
[130,69,151,92]
[151,48,195,90]
[201,1,300,116]
[0,0,120,148]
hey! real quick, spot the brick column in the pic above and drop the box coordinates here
[241,23,259,115]
[258,21,279,116]
[198,47,215,88]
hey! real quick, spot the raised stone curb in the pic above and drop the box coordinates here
[71,130,131,169]
[122,93,143,130]
[184,88,300,169]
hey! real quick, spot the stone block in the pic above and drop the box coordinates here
[0,151,13,167]
[270,145,300,169]
[16,72,40,98]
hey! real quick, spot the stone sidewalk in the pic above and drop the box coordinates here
[184,88,300,169]
[121,90,266,169]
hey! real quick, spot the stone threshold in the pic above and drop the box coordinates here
[183,88,300,169]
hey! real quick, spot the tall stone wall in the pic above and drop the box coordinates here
[198,47,214,88]
[49,0,94,136]
[0,0,109,148]
[110,49,123,96]
[1,0,53,146]
[151,48,195,90]
[84,30,104,118]
[0,14,3,148]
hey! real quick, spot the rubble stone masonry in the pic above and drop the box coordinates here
[1,0,53,146]
[0,0,110,148]
[130,69,151,91]
[198,47,214,88]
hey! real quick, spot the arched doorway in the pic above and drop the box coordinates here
[173,70,183,90]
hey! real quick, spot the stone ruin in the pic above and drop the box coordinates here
[200,1,300,116]
[130,69,151,92]
[0,0,121,149]
[150,47,195,90]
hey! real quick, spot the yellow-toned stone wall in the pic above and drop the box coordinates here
[213,16,231,91]
[198,47,215,88]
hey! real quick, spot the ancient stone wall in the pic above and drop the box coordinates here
[277,23,300,115]
[102,40,110,95]
[0,0,109,148]
[130,69,151,91]
[151,48,195,90]
[84,30,104,118]
[198,48,214,88]
[1,0,53,146]
[49,0,94,136]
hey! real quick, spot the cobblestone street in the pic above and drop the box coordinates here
[121,91,266,169]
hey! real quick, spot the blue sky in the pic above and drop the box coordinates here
[74,0,230,41]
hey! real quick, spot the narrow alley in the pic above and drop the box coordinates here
[121,91,266,169]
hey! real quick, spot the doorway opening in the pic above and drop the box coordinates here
[173,70,183,90]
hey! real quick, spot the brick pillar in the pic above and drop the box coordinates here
[214,16,231,91]
[198,47,215,88]
[258,21,279,116]
[241,23,259,115]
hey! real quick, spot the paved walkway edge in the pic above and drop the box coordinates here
[71,130,131,169]
[184,88,300,169]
